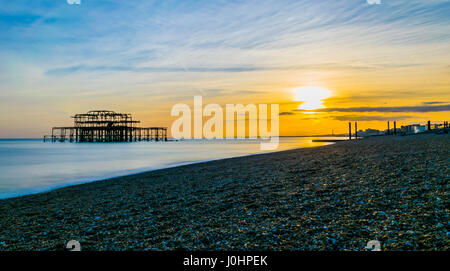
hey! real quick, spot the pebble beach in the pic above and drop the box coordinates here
[0,134,448,251]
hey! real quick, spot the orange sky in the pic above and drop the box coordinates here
[0,0,449,138]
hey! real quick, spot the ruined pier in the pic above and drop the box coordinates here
[44,110,167,142]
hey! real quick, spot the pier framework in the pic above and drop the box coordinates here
[44,110,167,142]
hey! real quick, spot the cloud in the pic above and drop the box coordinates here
[8,0,450,79]
[332,115,415,121]
[280,112,295,116]
[279,112,420,121]
[367,0,382,5]
[45,65,268,75]
[200,89,264,97]
[295,104,450,113]
[324,91,450,104]
[67,0,81,5]
[45,61,430,77]
[422,101,449,105]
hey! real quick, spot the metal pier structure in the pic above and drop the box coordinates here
[44,110,168,143]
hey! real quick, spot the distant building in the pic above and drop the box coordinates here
[433,124,441,129]
[358,128,383,137]
[401,124,426,134]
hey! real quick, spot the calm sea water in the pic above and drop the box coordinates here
[0,137,340,199]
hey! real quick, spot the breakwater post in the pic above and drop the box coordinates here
[349,122,352,140]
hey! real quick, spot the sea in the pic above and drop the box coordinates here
[0,137,341,199]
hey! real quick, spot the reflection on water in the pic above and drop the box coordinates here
[0,137,341,199]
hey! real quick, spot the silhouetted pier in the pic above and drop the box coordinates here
[44,110,167,142]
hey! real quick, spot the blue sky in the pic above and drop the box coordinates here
[2,0,449,70]
[1,0,449,137]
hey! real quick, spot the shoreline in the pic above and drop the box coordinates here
[0,141,336,200]
[0,134,448,251]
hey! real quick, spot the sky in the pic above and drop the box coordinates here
[0,0,449,137]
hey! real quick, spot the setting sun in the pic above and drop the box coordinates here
[294,87,332,111]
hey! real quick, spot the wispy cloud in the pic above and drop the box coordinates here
[45,65,267,75]
[280,112,295,116]
[295,104,450,113]
[422,101,449,105]
[325,92,450,105]
[45,62,432,76]
[3,0,450,79]
[332,115,416,121]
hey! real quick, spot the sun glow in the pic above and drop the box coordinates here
[293,87,332,111]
